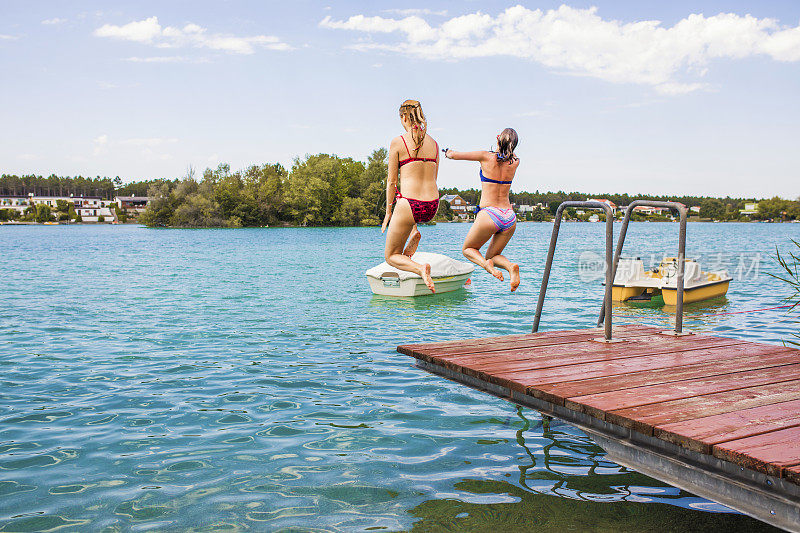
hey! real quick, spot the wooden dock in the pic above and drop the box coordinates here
[398,324,800,531]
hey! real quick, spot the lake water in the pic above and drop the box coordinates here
[1,222,798,532]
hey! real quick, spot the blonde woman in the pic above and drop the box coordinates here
[381,100,440,292]
[444,128,521,291]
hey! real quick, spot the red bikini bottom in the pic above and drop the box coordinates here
[396,192,439,223]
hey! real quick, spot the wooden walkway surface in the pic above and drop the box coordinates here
[398,324,800,486]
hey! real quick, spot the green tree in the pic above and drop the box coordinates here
[35,204,52,222]
[140,181,174,227]
[757,197,792,221]
[699,198,725,219]
[360,148,388,219]
[436,199,454,221]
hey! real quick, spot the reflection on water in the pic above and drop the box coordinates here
[406,407,779,532]
[370,286,475,312]
[0,223,797,531]
[512,408,730,510]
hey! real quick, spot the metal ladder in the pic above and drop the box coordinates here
[533,200,689,341]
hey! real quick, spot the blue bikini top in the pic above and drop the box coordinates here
[479,169,513,185]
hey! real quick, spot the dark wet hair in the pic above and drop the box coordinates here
[496,128,518,164]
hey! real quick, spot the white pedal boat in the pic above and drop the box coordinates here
[366,252,475,297]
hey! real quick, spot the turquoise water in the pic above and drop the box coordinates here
[1,222,798,532]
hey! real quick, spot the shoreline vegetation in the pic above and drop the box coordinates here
[3,149,799,227]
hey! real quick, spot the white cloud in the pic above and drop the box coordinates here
[94,16,161,43]
[42,18,67,25]
[0,34,18,40]
[321,5,800,94]
[94,16,291,54]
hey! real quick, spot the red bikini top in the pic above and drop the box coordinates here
[398,136,438,168]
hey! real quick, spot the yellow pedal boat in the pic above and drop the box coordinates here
[612,257,732,306]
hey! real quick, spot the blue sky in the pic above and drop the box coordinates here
[1,1,798,198]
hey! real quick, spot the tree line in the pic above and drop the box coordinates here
[0,174,119,199]
[141,149,387,228]
[4,151,798,226]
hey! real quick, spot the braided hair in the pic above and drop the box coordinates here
[399,100,427,157]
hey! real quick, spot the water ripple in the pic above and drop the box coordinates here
[0,224,792,531]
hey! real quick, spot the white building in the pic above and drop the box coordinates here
[115,196,150,211]
[587,198,617,214]
[76,206,114,222]
[740,202,759,215]
[633,206,667,216]
[0,195,31,213]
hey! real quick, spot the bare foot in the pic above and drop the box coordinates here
[404,228,421,257]
[421,263,435,293]
[510,263,520,292]
[485,258,504,281]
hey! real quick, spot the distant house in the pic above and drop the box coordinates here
[740,202,758,215]
[76,206,114,222]
[72,196,103,208]
[518,204,534,213]
[633,206,666,216]
[690,206,701,214]
[115,196,151,210]
[0,195,30,213]
[440,194,473,218]
[587,198,617,214]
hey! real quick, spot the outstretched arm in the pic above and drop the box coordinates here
[444,149,493,162]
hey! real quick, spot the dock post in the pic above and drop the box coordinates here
[533,205,564,334]
[534,201,614,341]
[598,200,690,336]
[674,205,688,334]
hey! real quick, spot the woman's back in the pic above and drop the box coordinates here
[479,156,519,209]
[394,133,439,201]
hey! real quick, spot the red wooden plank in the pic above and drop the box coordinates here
[529,349,797,406]
[712,426,800,477]
[400,325,662,361]
[431,337,743,376]
[654,399,800,454]
[567,363,800,420]
[431,338,741,393]
[608,379,800,435]
[499,340,758,386]
[400,324,654,352]
[452,334,741,370]
[532,349,797,406]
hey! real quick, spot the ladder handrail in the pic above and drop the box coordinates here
[597,200,688,334]
[533,201,614,340]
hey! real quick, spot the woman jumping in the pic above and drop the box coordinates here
[381,99,440,292]
[444,128,521,292]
